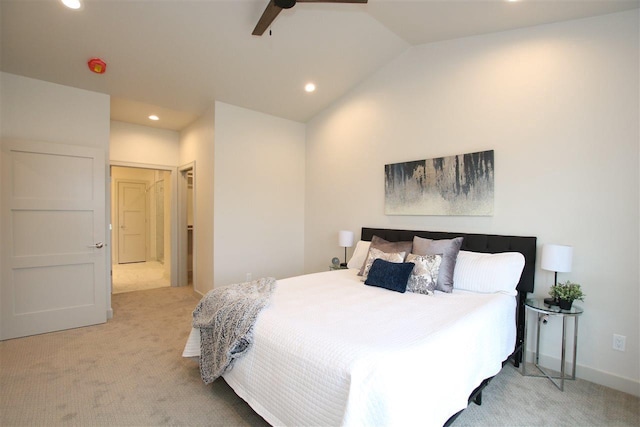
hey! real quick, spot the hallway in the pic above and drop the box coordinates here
[112,261,170,294]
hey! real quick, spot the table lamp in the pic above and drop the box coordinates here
[338,230,354,267]
[541,243,573,305]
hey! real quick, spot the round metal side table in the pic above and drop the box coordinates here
[522,298,583,391]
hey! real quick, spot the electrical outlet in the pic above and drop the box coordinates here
[613,334,626,352]
[246,273,252,282]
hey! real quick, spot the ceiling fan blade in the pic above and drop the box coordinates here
[296,0,368,3]
[252,0,367,36]
[252,1,284,36]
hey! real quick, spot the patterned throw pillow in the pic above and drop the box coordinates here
[361,247,407,278]
[357,236,413,276]
[405,253,442,295]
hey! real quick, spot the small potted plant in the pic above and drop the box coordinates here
[549,280,585,310]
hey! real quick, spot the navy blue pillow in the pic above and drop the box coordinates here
[364,258,415,293]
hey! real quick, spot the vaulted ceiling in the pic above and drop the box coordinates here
[2,0,638,130]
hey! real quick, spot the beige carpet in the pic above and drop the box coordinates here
[112,261,170,294]
[0,286,268,426]
[454,363,639,426]
[1,286,638,426]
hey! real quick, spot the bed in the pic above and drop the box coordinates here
[184,227,536,426]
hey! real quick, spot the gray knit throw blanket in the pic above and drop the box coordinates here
[192,277,277,384]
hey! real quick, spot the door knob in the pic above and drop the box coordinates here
[89,242,105,249]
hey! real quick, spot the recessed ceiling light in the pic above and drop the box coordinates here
[305,83,316,93]
[149,115,159,121]
[61,0,82,10]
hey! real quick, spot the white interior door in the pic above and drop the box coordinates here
[117,181,147,264]
[1,139,107,340]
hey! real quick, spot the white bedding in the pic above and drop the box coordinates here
[184,268,516,427]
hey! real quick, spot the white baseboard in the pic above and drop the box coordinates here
[107,307,114,319]
[524,350,640,397]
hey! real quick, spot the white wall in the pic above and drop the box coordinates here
[180,104,215,295]
[110,121,180,166]
[305,11,639,395]
[1,73,110,148]
[0,72,111,315]
[213,102,305,286]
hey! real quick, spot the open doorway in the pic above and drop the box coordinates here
[178,163,195,288]
[111,165,172,293]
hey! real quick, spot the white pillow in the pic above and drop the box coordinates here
[453,250,525,296]
[347,240,371,269]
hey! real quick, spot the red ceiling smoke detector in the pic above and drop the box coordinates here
[88,57,106,74]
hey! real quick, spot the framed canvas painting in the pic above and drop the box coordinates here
[384,150,494,216]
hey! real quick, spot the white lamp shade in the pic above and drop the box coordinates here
[338,230,354,248]
[541,244,573,273]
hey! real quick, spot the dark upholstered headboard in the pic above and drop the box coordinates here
[361,227,536,293]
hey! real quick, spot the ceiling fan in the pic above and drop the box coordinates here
[252,0,368,36]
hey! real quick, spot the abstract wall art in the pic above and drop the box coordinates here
[384,150,494,216]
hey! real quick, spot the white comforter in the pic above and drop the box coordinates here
[184,268,516,427]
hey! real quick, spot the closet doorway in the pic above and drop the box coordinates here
[110,165,174,294]
[178,163,195,288]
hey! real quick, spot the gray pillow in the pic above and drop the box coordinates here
[412,236,463,293]
[357,235,413,276]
